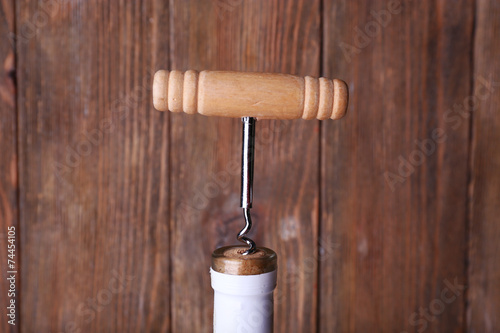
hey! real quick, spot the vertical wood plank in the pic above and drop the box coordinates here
[0,0,18,331]
[468,0,500,331]
[169,0,320,332]
[16,1,170,331]
[320,0,474,332]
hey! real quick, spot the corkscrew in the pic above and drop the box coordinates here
[153,70,349,253]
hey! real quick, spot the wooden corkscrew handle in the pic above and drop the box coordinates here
[153,70,349,120]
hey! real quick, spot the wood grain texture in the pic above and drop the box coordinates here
[468,0,500,331]
[0,0,18,331]
[169,0,321,332]
[320,1,474,332]
[153,70,348,120]
[16,1,170,331]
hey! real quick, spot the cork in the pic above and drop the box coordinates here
[211,246,277,276]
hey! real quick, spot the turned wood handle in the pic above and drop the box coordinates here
[153,70,349,120]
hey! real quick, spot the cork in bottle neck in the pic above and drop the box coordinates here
[211,246,277,275]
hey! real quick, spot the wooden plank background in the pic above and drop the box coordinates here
[0,0,17,332]
[16,0,170,332]
[0,0,499,332]
[320,1,474,332]
[468,0,500,331]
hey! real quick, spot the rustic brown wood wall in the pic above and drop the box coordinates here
[321,1,474,332]
[0,0,17,332]
[0,0,499,332]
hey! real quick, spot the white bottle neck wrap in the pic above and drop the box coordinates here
[211,268,277,333]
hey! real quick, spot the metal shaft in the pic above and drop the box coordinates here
[238,117,256,255]
[241,117,255,209]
